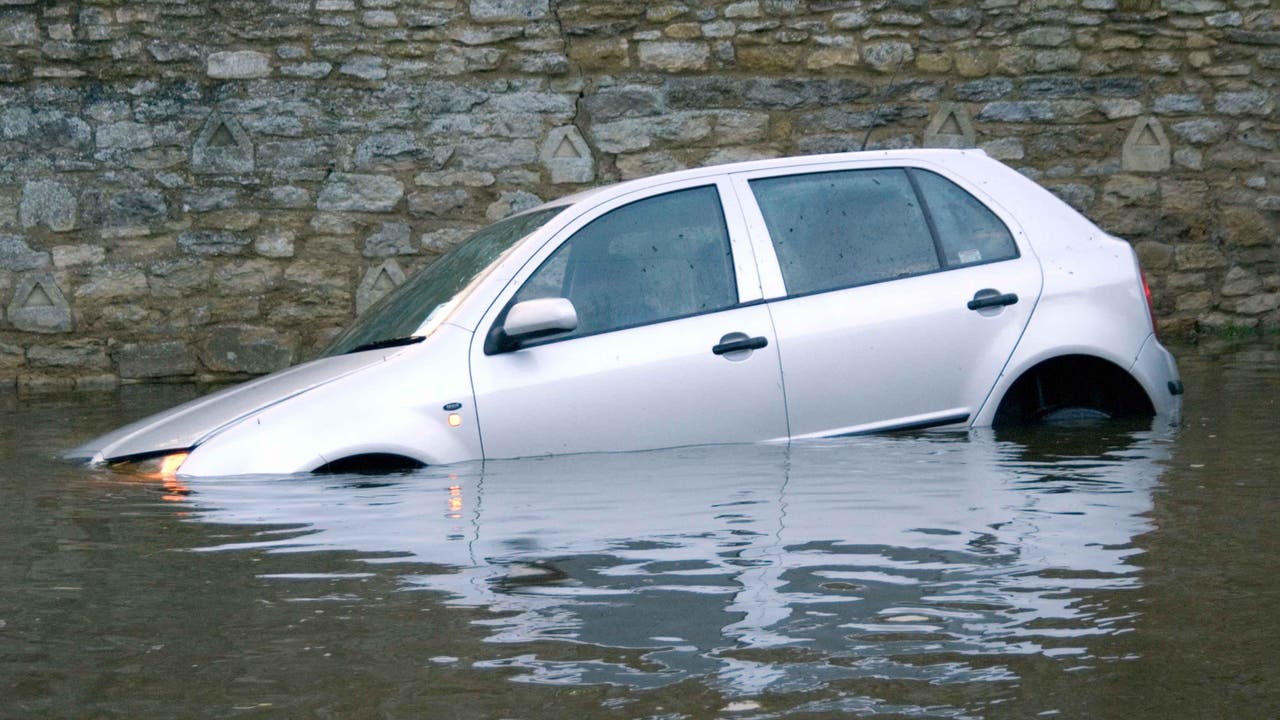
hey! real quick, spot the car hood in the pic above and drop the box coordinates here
[66,350,396,463]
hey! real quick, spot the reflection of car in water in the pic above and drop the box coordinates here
[69,150,1181,477]
[185,429,1172,696]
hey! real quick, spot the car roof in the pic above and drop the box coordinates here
[535,148,995,211]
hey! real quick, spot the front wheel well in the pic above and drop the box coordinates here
[313,453,426,474]
[992,354,1155,427]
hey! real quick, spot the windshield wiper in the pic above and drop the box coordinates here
[345,336,425,354]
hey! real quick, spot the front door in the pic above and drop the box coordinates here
[470,181,789,459]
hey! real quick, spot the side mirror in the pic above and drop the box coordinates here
[492,297,578,352]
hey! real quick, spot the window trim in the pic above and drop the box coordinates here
[480,178,761,355]
[730,159,1030,302]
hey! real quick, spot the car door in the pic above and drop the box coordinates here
[732,161,1043,438]
[469,179,789,459]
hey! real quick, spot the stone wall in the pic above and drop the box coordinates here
[0,0,1276,391]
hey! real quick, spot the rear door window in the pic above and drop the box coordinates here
[749,168,938,295]
[748,166,1019,297]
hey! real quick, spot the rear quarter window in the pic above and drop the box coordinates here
[911,169,1018,268]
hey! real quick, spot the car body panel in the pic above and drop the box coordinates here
[178,324,482,475]
[470,304,788,458]
[66,349,405,463]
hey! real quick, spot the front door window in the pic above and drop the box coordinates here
[511,185,738,342]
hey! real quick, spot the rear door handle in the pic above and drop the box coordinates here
[713,334,768,356]
[967,289,1018,311]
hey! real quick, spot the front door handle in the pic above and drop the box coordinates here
[967,289,1019,311]
[713,334,768,356]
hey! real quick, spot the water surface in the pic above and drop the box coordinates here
[1,342,1276,718]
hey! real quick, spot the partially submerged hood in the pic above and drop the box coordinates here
[67,350,397,463]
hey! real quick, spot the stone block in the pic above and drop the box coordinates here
[213,259,282,296]
[1221,266,1260,296]
[1136,240,1174,270]
[923,103,975,149]
[183,187,238,213]
[470,0,548,22]
[179,230,251,256]
[863,41,915,73]
[737,45,808,72]
[540,126,595,184]
[356,259,406,313]
[1174,244,1228,271]
[52,244,104,268]
[1221,207,1272,247]
[981,137,1025,160]
[363,222,415,257]
[1122,116,1171,173]
[207,51,271,79]
[0,12,37,46]
[199,325,297,375]
[27,339,108,369]
[568,38,629,71]
[408,189,471,218]
[638,41,709,72]
[255,230,295,258]
[1170,119,1226,145]
[192,112,255,174]
[807,47,861,70]
[485,191,543,221]
[977,101,1054,123]
[1214,91,1275,117]
[317,174,405,212]
[19,180,76,232]
[0,235,50,271]
[339,55,387,80]
[96,121,154,151]
[1235,293,1280,315]
[8,272,71,333]
[112,340,197,379]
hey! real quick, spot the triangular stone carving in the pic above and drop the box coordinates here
[8,272,72,333]
[356,259,406,314]
[540,126,595,184]
[923,103,975,149]
[1122,116,1171,173]
[192,111,254,174]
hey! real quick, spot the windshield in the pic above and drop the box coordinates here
[323,207,564,356]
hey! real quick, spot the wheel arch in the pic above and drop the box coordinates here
[984,352,1155,427]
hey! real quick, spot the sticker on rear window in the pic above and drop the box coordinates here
[958,249,982,264]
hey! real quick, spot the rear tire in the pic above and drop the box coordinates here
[1035,405,1113,425]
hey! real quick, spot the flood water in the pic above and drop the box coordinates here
[1,342,1276,719]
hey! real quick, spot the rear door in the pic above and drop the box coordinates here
[732,161,1042,438]
[469,178,789,459]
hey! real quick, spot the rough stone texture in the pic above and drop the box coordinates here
[207,51,271,80]
[19,180,76,232]
[317,174,405,212]
[199,326,296,375]
[7,273,71,333]
[112,340,197,379]
[0,0,1274,387]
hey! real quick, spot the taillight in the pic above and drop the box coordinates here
[1139,264,1159,339]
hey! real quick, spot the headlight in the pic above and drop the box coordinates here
[111,451,190,479]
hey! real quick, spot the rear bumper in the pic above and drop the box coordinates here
[1130,334,1183,423]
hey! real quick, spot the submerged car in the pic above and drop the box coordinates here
[70,149,1182,477]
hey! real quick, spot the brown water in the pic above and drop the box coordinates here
[1,342,1276,719]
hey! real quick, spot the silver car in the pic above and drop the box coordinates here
[71,149,1183,477]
